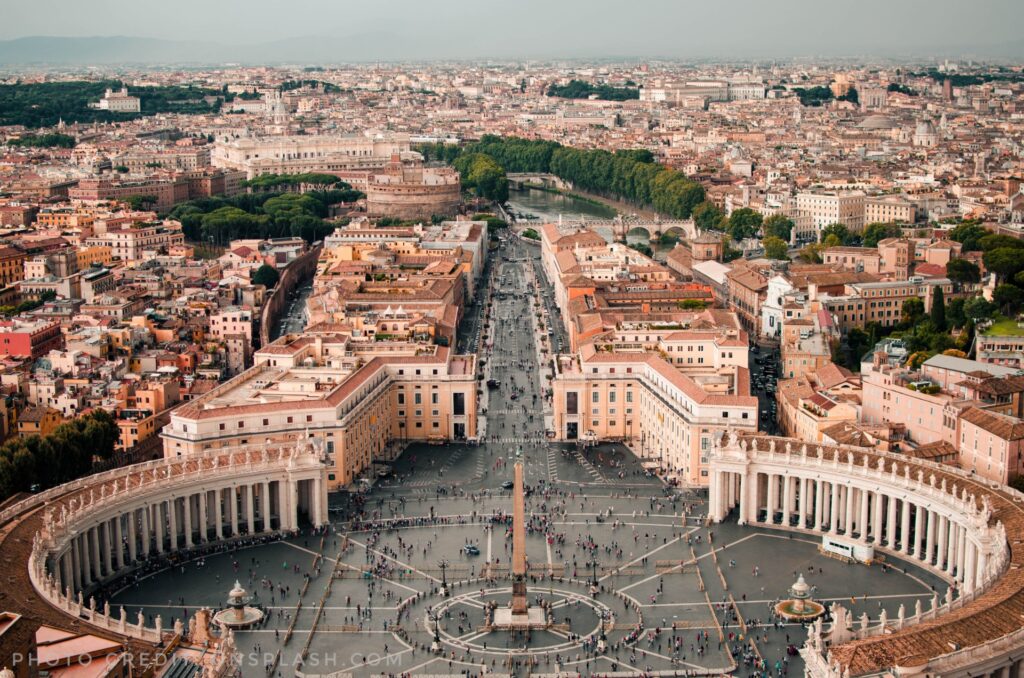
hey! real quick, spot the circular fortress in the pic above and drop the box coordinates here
[366,155,461,221]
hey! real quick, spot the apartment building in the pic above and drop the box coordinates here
[864,196,917,224]
[795,191,866,239]
[957,407,1024,485]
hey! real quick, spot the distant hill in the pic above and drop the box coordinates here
[0,34,1021,65]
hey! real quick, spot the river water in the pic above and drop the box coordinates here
[506,187,674,259]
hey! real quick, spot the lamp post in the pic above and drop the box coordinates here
[430,610,442,653]
[438,559,450,597]
[589,558,599,596]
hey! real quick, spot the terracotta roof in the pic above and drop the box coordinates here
[959,406,1024,440]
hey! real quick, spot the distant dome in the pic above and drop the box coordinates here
[857,114,898,130]
[916,119,936,135]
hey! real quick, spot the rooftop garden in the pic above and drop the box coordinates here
[982,318,1024,337]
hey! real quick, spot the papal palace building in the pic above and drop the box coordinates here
[162,330,477,489]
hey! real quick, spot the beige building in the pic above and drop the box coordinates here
[795,191,866,239]
[163,333,477,489]
[551,340,757,486]
[212,133,411,179]
[864,196,917,224]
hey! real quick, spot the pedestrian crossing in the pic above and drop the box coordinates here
[573,449,606,482]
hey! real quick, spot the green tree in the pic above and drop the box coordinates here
[798,242,825,263]
[983,248,1024,281]
[979,233,1024,252]
[901,297,925,324]
[946,258,981,285]
[862,222,903,248]
[252,264,280,288]
[930,286,946,331]
[946,297,967,328]
[726,208,763,241]
[677,299,707,310]
[693,201,725,231]
[948,221,989,252]
[762,214,794,241]
[822,234,842,249]
[993,284,1024,315]
[763,236,789,260]
[820,223,858,246]
[964,297,996,321]
[522,228,540,241]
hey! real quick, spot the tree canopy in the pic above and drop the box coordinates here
[762,214,794,241]
[6,132,76,148]
[862,222,904,248]
[763,236,789,260]
[252,264,280,288]
[453,153,508,203]
[546,80,639,101]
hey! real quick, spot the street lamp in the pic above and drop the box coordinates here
[430,611,442,654]
[589,558,600,595]
[438,559,450,597]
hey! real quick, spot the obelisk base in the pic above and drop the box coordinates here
[511,578,528,615]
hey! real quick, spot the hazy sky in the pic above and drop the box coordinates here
[3,0,1022,58]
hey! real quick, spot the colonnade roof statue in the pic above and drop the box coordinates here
[709,429,1024,678]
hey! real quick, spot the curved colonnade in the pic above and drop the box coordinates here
[709,433,1024,678]
[10,440,329,656]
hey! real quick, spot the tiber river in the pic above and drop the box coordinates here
[505,187,675,259]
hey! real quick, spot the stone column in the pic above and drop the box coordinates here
[168,497,178,551]
[858,489,869,540]
[814,480,824,531]
[738,472,750,526]
[976,549,989,590]
[89,526,101,582]
[830,482,840,533]
[100,521,113,576]
[872,491,883,543]
[183,493,194,549]
[914,503,925,558]
[60,551,71,592]
[139,505,148,557]
[886,494,897,547]
[936,515,948,571]
[901,499,912,555]
[215,488,224,540]
[127,510,138,562]
[71,534,83,591]
[245,485,255,534]
[800,477,810,528]
[113,515,124,570]
[843,486,854,536]
[956,525,967,580]
[964,542,977,594]
[263,481,272,531]
[925,510,936,565]
[782,475,792,527]
[945,520,958,576]
[154,503,165,554]
[230,487,239,536]
[766,473,778,525]
[198,490,208,543]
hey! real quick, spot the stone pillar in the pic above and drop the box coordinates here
[113,516,124,571]
[858,489,870,540]
[127,510,137,562]
[245,485,255,534]
[198,490,208,543]
[925,510,936,565]
[89,526,101,582]
[708,471,721,522]
[976,549,989,590]
[936,515,948,571]
[956,525,967,581]
[901,499,912,555]
[964,542,977,594]
[945,520,958,576]
[886,494,897,547]
[230,487,239,536]
[843,486,854,536]
[800,477,810,528]
[60,551,71,592]
[738,472,750,526]
[830,482,840,533]
[168,497,178,551]
[154,503,165,554]
[766,473,778,525]
[914,503,925,558]
[814,480,824,531]
[215,488,224,540]
[872,491,883,543]
[263,481,272,531]
[71,534,83,592]
[139,505,149,557]
[101,521,112,576]
[782,475,792,527]
[183,493,194,549]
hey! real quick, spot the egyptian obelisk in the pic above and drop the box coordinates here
[510,461,529,615]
